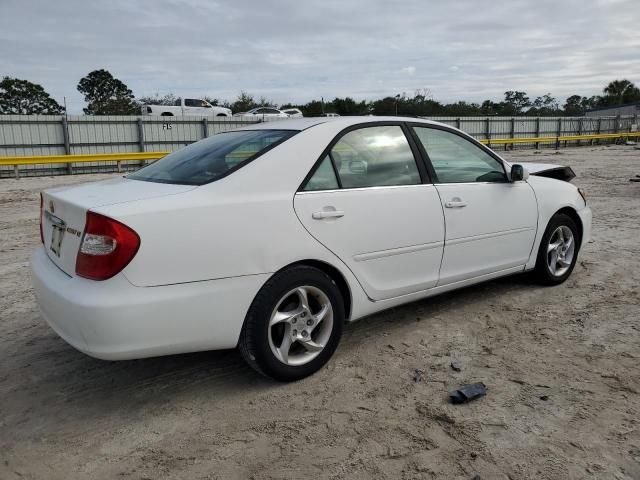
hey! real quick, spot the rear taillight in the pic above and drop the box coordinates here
[39,193,44,244]
[75,212,140,280]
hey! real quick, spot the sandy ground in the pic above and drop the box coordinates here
[0,145,639,480]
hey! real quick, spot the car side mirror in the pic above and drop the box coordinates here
[510,164,529,182]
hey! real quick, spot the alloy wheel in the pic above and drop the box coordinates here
[546,225,575,277]
[268,286,334,366]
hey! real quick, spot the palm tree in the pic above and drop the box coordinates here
[603,79,640,105]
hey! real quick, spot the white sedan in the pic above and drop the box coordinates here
[234,107,290,119]
[32,117,591,381]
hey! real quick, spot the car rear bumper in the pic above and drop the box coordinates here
[30,247,269,360]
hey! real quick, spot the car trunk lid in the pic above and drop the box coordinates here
[41,177,195,276]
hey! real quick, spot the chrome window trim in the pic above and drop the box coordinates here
[295,183,436,195]
[434,181,515,186]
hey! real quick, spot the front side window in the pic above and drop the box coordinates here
[330,125,420,188]
[128,130,296,185]
[413,127,507,183]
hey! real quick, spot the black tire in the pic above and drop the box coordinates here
[216,113,227,117]
[238,265,344,381]
[533,213,580,285]
[160,112,173,116]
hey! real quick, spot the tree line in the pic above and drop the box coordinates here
[1,69,639,117]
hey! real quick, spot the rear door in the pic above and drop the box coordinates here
[410,125,538,285]
[294,123,445,301]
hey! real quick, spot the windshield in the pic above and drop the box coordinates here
[128,130,296,185]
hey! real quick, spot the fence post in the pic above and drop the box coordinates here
[577,117,583,146]
[535,117,540,150]
[614,115,620,140]
[508,117,515,151]
[486,117,491,148]
[14,164,20,179]
[555,117,562,150]
[62,116,72,174]
[202,117,209,138]
[456,117,461,129]
[137,117,145,168]
[596,117,602,145]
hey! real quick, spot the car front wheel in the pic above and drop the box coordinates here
[238,265,344,381]
[534,213,580,285]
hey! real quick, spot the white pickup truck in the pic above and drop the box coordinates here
[143,98,232,117]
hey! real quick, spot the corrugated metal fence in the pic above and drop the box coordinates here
[427,115,638,148]
[1,114,638,178]
[0,115,260,177]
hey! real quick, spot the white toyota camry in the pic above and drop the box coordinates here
[32,117,592,381]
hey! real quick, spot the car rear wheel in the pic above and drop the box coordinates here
[534,213,579,285]
[238,265,344,381]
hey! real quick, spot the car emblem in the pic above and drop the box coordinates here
[49,200,55,213]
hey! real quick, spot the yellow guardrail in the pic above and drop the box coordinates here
[0,132,638,171]
[480,131,640,145]
[0,151,169,167]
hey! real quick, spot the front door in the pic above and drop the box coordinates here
[294,124,445,301]
[184,98,209,117]
[410,125,538,285]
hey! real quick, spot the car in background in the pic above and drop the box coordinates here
[32,117,591,381]
[143,98,232,117]
[235,107,290,119]
[320,112,340,117]
[281,108,303,118]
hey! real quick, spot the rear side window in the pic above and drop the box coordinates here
[413,127,507,183]
[128,130,296,185]
[330,126,420,188]
[303,156,339,191]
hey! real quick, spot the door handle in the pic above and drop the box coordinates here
[312,209,345,219]
[444,199,467,208]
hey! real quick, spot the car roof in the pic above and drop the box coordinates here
[232,116,449,132]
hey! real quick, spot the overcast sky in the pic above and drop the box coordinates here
[1,0,638,113]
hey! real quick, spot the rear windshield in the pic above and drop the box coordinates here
[128,130,296,185]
